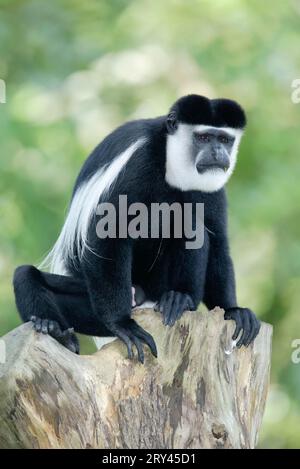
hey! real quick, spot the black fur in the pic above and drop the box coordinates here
[13,95,259,361]
[169,94,247,128]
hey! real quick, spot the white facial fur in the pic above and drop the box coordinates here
[165,123,243,193]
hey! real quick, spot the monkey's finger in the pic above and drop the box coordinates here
[157,292,168,314]
[244,312,258,346]
[157,291,171,316]
[57,329,80,355]
[244,314,254,347]
[53,321,65,339]
[245,317,261,347]
[237,313,250,348]
[114,328,134,360]
[180,296,191,316]
[141,334,158,358]
[34,317,42,333]
[126,340,134,360]
[186,297,194,311]
[130,335,145,364]
[48,320,55,334]
[167,295,182,326]
[181,294,195,314]
[164,292,180,326]
[168,294,187,326]
[51,323,62,338]
[162,291,176,325]
[231,315,243,341]
[130,322,157,358]
[125,328,144,363]
[62,327,75,338]
[41,319,49,334]
[30,315,37,323]
[48,321,63,339]
[253,320,261,342]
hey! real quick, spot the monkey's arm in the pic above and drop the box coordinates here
[81,236,157,363]
[153,234,209,326]
[203,231,237,310]
[203,190,260,347]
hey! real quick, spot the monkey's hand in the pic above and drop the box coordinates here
[224,307,261,347]
[155,291,195,327]
[107,318,157,364]
[30,316,80,354]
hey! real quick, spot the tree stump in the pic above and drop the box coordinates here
[0,307,272,449]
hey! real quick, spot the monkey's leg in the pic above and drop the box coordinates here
[82,238,157,363]
[14,265,147,356]
[13,265,121,353]
[13,265,86,353]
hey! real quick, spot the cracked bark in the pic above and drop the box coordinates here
[0,307,272,449]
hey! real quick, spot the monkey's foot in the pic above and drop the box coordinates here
[107,318,157,364]
[30,316,80,354]
[224,307,261,347]
[155,291,195,327]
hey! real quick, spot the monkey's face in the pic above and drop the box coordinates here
[165,123,243,193]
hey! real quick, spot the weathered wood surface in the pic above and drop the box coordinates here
[0,307,272,449]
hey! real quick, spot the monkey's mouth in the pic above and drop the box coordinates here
[196,163,229,174]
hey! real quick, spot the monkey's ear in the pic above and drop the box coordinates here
[166,111,178,134]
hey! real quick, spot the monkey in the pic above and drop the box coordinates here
[13,94,261,363]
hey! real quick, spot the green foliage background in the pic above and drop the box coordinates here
[1,0,300,448]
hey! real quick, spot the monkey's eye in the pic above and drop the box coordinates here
[218,135,230,144]
[196,133,210,143]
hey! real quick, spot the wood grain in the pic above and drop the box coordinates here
[0,307,272,449]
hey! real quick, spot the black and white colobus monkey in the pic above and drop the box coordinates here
[13,94,260,362]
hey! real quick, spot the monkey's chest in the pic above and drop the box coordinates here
[132,238,166,275]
